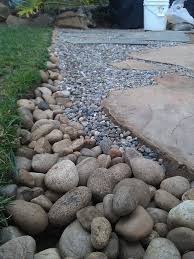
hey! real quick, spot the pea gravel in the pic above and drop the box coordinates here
[53,28,194,159]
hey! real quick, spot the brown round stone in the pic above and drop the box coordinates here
[87,168,114,202]
[76,206,103,231]
[103,194,119,224]
[108,148,122,159]
[115,206,154,241]
[45,160,79,193]
[182,188,194,201]
[108,163,132,183]
[113,178,151,217]
[6,200,48,235]
[154,189,180,212]
[49,186,92,227]
[154,223,168,237]
[91,217,112,250]
[77,157,99,186]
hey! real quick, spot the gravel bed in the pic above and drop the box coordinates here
[53,28,194,160]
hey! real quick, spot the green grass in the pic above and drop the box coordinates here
[0,26,52,226]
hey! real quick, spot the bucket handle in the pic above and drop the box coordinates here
[145,5,168,17]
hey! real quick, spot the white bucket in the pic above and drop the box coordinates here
[144,0,169,31]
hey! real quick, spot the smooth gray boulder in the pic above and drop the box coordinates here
[147,208,168,224]
[167,200,194,230]
[34,248,61,259]
[113,178,151,217]
[86,252,107,259]
[143,238,181,259]
[32,153,58,173]
[182,251,194,259]
[119,238,145,259]
[167,227,194,254]
[59,220,93,258]
[87,168,114,202]
[0,226,24,245]
[0,236,36,259]
[101,233,119,259]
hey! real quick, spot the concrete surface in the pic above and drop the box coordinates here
[59,29,191,44]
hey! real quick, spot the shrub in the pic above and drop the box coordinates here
[17,0,109,17]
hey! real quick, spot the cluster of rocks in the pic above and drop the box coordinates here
[0,2,54,27]
[0,2,109,28]
[0,0,55,26]
[55,6,110,29]
[2,132,194,259]
[0,1,53,27]
[1,42,194,259]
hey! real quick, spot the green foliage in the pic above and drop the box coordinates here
[17,0,44,17]
[0,26,51,227]
[43,0,108,15]
[0,196,13,227]
[80,0,108,5]
[17,0,109,17]
[43,0,66,13]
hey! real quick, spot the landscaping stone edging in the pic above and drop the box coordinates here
[1,29,194,259]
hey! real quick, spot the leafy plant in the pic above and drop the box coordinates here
[17,0,44,17]
[43,0,66,14]
[82,0,109,5]
[17,0,109,17]
[0,196,13,228]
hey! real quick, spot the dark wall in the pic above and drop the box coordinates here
[109,0,144,29]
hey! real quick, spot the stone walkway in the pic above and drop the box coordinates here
[58,29,191,44]
[102,43,194,180]
[54,29,194,161]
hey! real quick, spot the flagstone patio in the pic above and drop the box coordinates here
[102,75,194,180]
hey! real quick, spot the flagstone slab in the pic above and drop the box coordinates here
[59,29,190,44]
[102,75,194,179]
[111,59,162,71]
[129,45,194,71]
